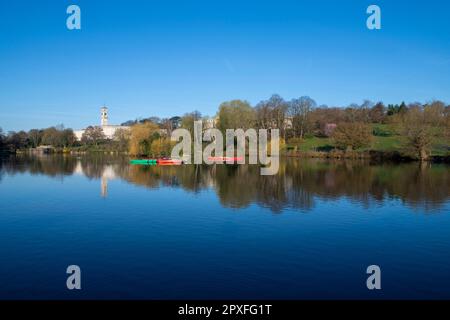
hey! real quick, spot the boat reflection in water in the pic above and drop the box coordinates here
[1,154,448,213]
[1,153,450,299]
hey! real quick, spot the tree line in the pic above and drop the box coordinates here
[0,125,76,152]
[4,155,448,213]
[181,95,449,160]
[0,124,132,153]
[2,95,449,159]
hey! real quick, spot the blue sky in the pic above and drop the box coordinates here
[0,0,449,131]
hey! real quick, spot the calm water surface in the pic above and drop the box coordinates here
[0,154,449,299]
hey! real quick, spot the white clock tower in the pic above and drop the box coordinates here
[101,106,109,126]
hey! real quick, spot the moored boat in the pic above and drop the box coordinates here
[207,156,243,162]
[130,158,183,165]
[157,158,183,165]
[130,159,157,165]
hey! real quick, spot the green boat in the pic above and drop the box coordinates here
[130,159,157,165]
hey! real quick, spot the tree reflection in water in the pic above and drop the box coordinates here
[1,154,449,213]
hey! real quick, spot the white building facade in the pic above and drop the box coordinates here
[74,107,130,140]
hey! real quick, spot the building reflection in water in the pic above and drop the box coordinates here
[74,160,117,198]
[1,154,449,213]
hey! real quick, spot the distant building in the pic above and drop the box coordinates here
[74,106,130,140]
[31,145,54,154]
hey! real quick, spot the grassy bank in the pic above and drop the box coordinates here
[284,124,449,161]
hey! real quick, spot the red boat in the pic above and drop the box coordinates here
[207,156,243,163]
[156,158,183,165]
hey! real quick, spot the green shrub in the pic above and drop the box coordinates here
[287,137,303,145]
[373,125,393,137]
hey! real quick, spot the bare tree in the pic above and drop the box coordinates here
[288,96,316,138]
[113,128,131,152]
[28,129,42,148]
[161,118,174,137]
[369,102,386,123]
[181,111,202,137]
[255,94,288,139]
[81,126,105,147]
[397,103,444,160]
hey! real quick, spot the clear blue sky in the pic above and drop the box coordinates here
[0,0,449,132]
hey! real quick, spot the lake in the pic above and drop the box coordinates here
[0,154,449,299]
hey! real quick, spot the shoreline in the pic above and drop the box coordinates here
[5,148,450,164]
[283,149,450,163]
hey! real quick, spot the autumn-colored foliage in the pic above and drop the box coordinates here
[332,122,373,150]
[129,122,160,156]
